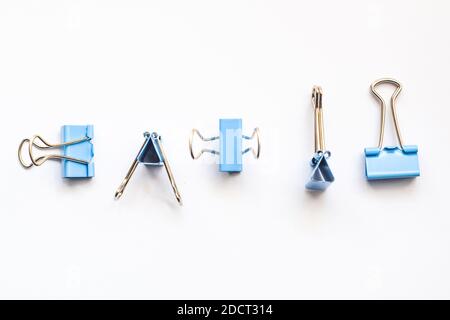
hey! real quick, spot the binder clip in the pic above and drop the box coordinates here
[305,86,335,191]
[115,132,182,205]
[189,119,260,173]
[18,125,94,178]
[365,78,420,180]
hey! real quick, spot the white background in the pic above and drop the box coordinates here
[0,0,449,299]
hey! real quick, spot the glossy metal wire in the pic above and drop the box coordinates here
[189,129,219,159]
[370,78,404,150]
[242,127,261,158]
[114,133,182,205]
[114,136,145,200]
[312,86,325,152]
[154,134,183,205]
[18,134,90,169]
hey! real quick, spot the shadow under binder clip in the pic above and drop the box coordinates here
[305,86,335,191]
[115,132,182,205]
[189,119,260,173]
[18,125,94,178]
[365,78,420,180]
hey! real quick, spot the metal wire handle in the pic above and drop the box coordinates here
[242,127,261,158]
[312,86,326,153]
[155,134,183,205]
[370,78,404,150]
[189,129,219,159]
[114,138,146,200]
[114,132,182,205]
[18,135,90,169]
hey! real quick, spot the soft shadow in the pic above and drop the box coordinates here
[304,189,326,199]
[366,177,417,190]
[204,164,242,186]
[61,178,93,187]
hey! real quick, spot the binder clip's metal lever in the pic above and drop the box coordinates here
[305,86,335,191]
[189,119,260,173]
[115,132,182,205]
[18,125,94,178]
[189,129,220,160]
[364,78,420,180]
[372,78,404,149]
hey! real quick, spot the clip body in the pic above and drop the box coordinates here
[62,125,94,178]
[137,132,164,166]
[306,151,334,190]
[365,78,420,180]
[305,86,334,191]
[219,119,243,172]
[18,125,94,178]
[115,132,182,205]
[190,118,260,173]
[365,146,419,180]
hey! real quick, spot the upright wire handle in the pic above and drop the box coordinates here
[18,135,90,169]
[370,78,404,150]
[312,86,325,153]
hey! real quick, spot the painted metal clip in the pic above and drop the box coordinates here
[365,78,420,180]
[305,86,335,190]
[18,125,94,178]
[115,132,182,205]
[189,119,260,173]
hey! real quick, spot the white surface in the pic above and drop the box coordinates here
[0,0,449,299]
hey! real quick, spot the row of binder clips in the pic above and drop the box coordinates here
[18,78,420,204]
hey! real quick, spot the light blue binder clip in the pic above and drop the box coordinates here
[365,78,420,180]
[115,132,182,205]
[189,119,260,173]
[18,125,94,178]
[305,86,335,191]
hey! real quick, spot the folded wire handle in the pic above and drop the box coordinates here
[242,127,261,159]
[312,86,326,153]
[189,129,219,159]
[370,78,404,150]
[18,135,90,169]
[189,128,261,160]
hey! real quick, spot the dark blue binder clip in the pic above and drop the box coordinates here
[18,125,94,178]
[114,132,182,204]
[365,78,420,180]
[189,119,260,173]
[305,86,335,191]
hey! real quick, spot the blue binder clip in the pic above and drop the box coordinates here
[114,132,182,205]
[189,119,260,173]
[305,86,335,191]
[18,125,94,178]
[365,78,420,180]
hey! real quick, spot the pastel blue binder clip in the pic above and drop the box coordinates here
[305,86,335,191]
[189,119,260,173]
[115,132,182,204]
[62,125,94,178]
[365,78,420,180]
[18,125,94,178]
